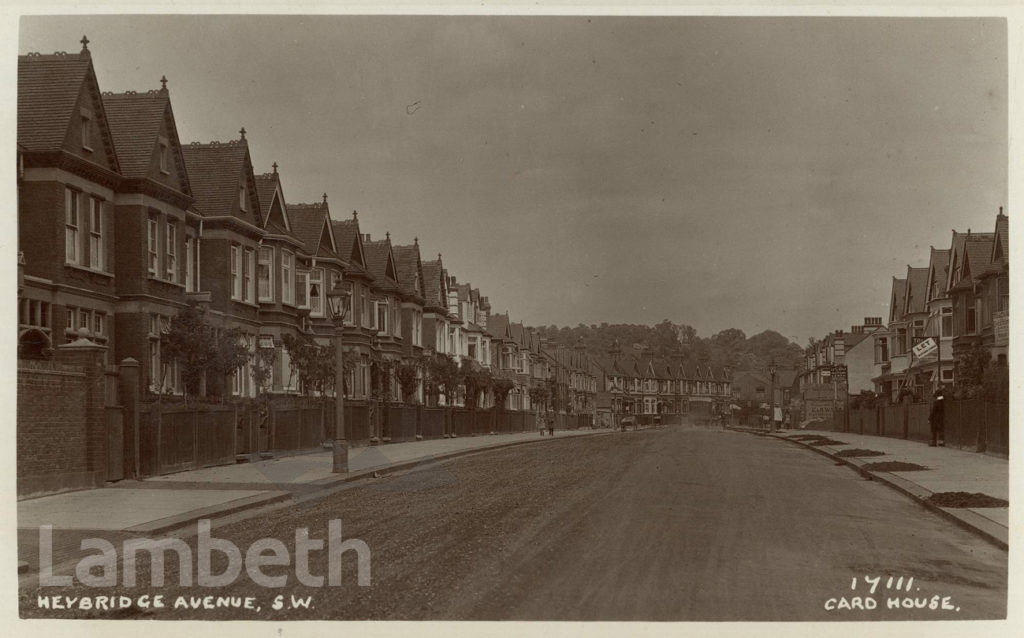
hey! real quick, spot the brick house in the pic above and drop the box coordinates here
[103,81,199,393]
[331,212,377,400]
[18,44,122,363]
[181,133,266,397]
[252,164,306,393]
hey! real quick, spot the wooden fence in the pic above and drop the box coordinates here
[817,398,1008,457]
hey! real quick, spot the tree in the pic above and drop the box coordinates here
[461,360,492,409]
[159,303,216,403]
[210,327,253,401]
[251,347,277,398]
[491,376,515,410]
[955,343,991,399]
[424,353,461,406]
[281,333,337,397]
[395,360,421,404]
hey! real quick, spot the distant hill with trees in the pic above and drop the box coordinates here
[533,320,803,372]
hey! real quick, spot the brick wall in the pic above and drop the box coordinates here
[17,347,107,498]
[19,180,62,283]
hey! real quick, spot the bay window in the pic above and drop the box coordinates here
[281,251,294,305]
[231,245,242,300]
[65,188,81,265]
[88,197,103,270]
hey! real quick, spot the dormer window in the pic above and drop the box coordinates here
[80,108,93,150]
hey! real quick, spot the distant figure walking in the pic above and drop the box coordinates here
[547,411,555,437]
[929,386,946,447]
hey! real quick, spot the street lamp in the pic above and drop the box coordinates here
[768,357,778,432]
[327,281,351,473]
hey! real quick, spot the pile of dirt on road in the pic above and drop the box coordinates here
[861,461,929,472]
[808,438,847,446]
[928,491,1009,508]
[835,448,886,458]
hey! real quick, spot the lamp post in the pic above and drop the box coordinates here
[768,357,778,432]
[327,281,351,473]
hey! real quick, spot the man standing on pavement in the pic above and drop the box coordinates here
[929,385,946,447]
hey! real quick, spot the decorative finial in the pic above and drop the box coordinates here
[160,75,167,91]
[386,231,390,241]
[322,192,328,204]
[438,253,442,261]
[239,127,246,140]
[271,161,278,174]
[352,210,358,220]
[414,236,418,245]
[80,35,90,51]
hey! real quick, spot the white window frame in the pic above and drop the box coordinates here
[185,236,195,293]
[148,218,159,276]
[376,299,389,334]
[239,182,247,212]
[65,188,81,265]
[281,251,295,305]
[231,245,242,300]
[158,138,170,174]
[244,248,255,303]
[309,268,324,317]
[80,108,92,150]
[88,197,103,270]
[258,246,274,302]
[296,270,309,309]
[165,222,177,281]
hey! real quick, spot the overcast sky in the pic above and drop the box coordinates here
[19,15,1007,343]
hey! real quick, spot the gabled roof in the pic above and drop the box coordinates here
[963,234,996,281]
[287,200,338,258]
[926,247,951,303]
[364,237,400,291]
[181,137,261,226]
[487,312,511,341]
[331,212,368,271]
[102,86,192,194]
[903,266,929,315]
[421,258,448,310]
[992,213,1008,263]
[889,277,907,323]
[392,241,425,301]
[18,48,120,171]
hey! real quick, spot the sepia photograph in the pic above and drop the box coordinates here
[9,7,1015,630]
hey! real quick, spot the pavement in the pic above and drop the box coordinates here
[17,427,609,575]
[751,427,1009,550]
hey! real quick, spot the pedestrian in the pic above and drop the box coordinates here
[547,411,555,437]
[929,385,946,447]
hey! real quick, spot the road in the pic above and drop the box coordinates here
[21,426,1007,620]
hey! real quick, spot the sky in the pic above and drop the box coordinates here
[18,15,1008,344]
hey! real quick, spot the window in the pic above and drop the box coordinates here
[231,245,242,300]
[362,295,372,328]
[895,328,907,355]
[65,188,81,264]
[966,300,978,334]
[342,282,354,325]
[244,248,255,302]
[309,268,324,316]
[185,237,195,292]
[296,271,308,308]
[258,247,274,301]
[239,182,247,211]
[376,300,388,333]
[88,198,103,270]
[93,312,105,337]
[148,218,159,276]
[281,251,294,305]
[875,337,889,363]
[165,223,177,281]
[80,109,92,149]
[158,138,169,174]
[942,369,954,381]
[941,307,953,337]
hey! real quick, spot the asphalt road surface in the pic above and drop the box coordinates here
[21,426,1007,621]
